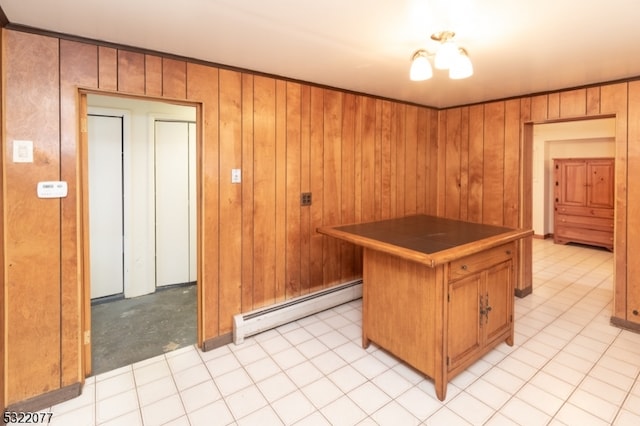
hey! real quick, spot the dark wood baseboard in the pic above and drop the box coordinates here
[514,286,532,298]
[533,233,553,240]
[610,316,640,333]
[202,332,233,351]
[5,383,81,414]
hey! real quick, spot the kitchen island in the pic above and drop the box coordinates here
[317,215,533,400]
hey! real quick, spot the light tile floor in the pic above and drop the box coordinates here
[24,239,640,425]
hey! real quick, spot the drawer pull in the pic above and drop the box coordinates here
[506,250,512,255]
[461,264,468,271]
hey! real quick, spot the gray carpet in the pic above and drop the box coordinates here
[90,284,197,376]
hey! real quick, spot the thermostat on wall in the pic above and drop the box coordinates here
[37,181,68,198]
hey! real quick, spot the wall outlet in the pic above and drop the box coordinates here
[301,192,312,206]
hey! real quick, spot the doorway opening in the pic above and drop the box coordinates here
[82,93,200,376]
[530,117,615,242]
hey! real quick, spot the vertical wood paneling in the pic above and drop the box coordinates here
[601,83,628,319]
[145,55,162,97]
[308,87,324,293]
[340,93,357,281]
[353,96,363,223]
[436,108,447,215]
[392,103,404,217]
[530,95,548,122]
[459,107,470,221]
[275,81,287,301]
[379,101,393,219]
[560,88,586,117]
[627,81,640,322]
[504,99,521,229]
[4,31,61,404]
[483,102,505,225]
[468,105,484,223]
[415,108,429,214]
[253,76,277,307]
[586,87,601,115]
[373,100,383,219]
[299,85,312,294]
[98,46,117,90]
[218,69,242,332]
[322,90,343,287]
[427,109,439,215]
[520,98,533,293]
[186,62,219,339]
[117,50,144,94]
[285,83,302,298]
[59,40,98,385]
[241,74,255,310]
[445,108,462,219]
[404,106,418,215]
[360,97,377,222]
[547,92,560,119]
[0,27,4,413]
[162,58,187,99]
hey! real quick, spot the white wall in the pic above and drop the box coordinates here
[87,94,196,298]
[532,118,615,237]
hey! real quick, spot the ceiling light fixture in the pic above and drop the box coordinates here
[409,31,473,81]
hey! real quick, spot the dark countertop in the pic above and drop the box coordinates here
[317,214,533,267]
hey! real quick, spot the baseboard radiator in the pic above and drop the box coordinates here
[232,279,363,344]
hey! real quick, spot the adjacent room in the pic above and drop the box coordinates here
[1,1,639,425]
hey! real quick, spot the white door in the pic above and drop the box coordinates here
[88,114,124,299]
[155,121,197,287]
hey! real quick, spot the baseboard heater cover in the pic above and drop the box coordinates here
[232,279,363,344]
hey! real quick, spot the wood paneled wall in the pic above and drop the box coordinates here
[2,26,639,409]
[436,83,636,328]
[1,29,439,406]
[0,26,5,413]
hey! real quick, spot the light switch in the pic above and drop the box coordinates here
[231,168,242,183]
[13,140,33,163]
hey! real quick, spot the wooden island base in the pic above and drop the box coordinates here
[318,215,532,401]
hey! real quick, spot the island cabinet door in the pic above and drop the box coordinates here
[483,260,514,346]
[447,255,514,374]
[447,273,483,370]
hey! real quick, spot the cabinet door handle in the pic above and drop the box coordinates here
[506,250,512,255]
[484,293,492,322]
[461,264,468,271]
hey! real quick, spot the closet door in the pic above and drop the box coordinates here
[154,121,196,287]
[88,114,124,299]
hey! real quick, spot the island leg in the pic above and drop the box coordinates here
[435,379,447,401]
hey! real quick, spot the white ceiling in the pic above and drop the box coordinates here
[2,0,640,108]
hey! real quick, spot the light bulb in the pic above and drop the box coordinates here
[409,51,433,81]
[449,49,473,79]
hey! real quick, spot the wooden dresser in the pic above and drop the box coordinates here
[553,158,614,251]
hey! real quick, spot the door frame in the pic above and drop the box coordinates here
[521,113,620,295]
[79,90,204,376]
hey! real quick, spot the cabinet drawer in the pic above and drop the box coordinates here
[555,205,613,219]
[554,226,613,246]
[449,242,514,281]
[556,214,613,232]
